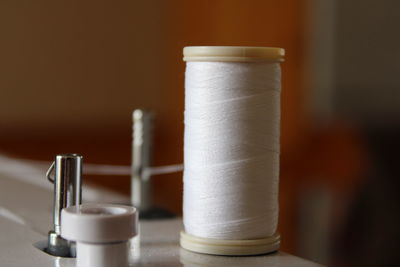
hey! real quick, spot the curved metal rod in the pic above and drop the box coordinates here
[46,161,55,183]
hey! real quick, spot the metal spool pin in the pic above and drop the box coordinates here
[46,154,82,257]
[132,109,154,212]
[131,109,175,219]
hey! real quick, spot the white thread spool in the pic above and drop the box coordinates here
[180,46,284,256]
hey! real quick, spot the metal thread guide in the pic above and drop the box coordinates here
[46,154,82,257]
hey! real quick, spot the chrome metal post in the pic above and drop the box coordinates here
[47,154,82,257]
[132,109,153,212]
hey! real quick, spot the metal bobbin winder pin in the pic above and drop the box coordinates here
[132,109,154,213]
[46,154,82,257]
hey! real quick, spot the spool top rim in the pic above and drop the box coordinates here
[183,46,285,62]
[61,203,138,243]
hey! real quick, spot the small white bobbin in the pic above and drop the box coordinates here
[181,46,285,256]
[61,203,138,267]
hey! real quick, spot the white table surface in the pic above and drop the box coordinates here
[0,166,323,266]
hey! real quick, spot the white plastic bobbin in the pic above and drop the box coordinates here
[181,46,284,256]
[61,203,138,267]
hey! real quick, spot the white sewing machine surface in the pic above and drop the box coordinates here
[0,159,321,266]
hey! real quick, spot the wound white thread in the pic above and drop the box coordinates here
[183,61,281,240]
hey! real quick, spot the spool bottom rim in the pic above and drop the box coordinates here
[180,231,280,256]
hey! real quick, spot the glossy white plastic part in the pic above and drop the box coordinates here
[61,203,138,267]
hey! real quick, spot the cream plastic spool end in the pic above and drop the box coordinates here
[181,46,284,256]
[183,46,285,62]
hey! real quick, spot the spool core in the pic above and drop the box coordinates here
[181,46,284,256]
[61,203,138,267]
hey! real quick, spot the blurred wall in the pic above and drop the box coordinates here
[305,0,400,125]
[335,0,400,123]
[0,0,306,151]
[0,1,164,136]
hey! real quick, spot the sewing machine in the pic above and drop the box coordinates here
[0,110,322,266]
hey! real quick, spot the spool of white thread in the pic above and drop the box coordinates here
[180,46,285,256]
